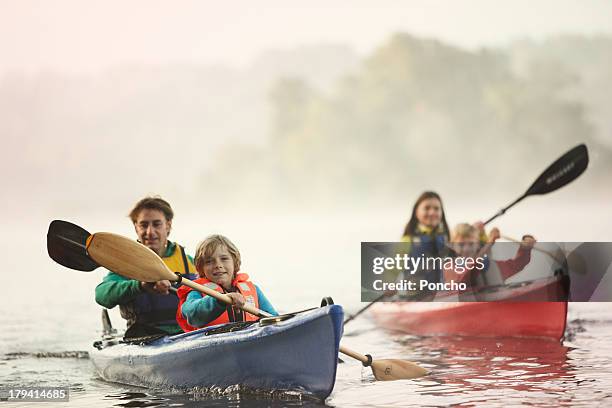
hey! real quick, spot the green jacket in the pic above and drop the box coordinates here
[95,241,195,334]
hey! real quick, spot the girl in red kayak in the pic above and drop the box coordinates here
[400,191,452,288]
[176,234,277,331]
[401,191,450,249]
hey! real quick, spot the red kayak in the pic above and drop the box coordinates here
[370,277,568,341]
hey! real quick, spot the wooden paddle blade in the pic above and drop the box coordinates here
[525,144,589,197]
[47,220,99,271]
[87,232,176,282]
[339,345,428,380]
[371,359,428,380]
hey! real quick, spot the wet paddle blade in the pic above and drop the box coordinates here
[525,144,589,197]
[86,232,176,282]
[371,359,429,380]
[47,220,99,271]
[339,345,428,380]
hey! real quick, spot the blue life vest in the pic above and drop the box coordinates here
[406,227,449,285]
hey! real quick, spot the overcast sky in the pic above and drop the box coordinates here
[1,0,611,75]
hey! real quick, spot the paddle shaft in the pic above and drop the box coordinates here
[180,278,271,319]
[484,195,526,225]
[168,288,266,321]
[339,345,370,364]
[501,235,564,263]
[177,273,368,360]
[344,292,387,325]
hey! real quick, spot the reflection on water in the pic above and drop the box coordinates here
[328,308,612,407]
[408,336,573,399]
[106,392,166,408]
[2,308,612,406]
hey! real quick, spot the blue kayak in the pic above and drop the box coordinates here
[90,305,344,400]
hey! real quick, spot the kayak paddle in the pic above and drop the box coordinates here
[484,144,589,225]
[47,220,176,297]
[501,235,565,264]
[47,220,100,271]
[48,221,428,380]
[344,292,387,325]
[338,346,426,380]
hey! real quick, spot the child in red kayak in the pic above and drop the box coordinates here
[176,234,277,331]
[444,223,536,285]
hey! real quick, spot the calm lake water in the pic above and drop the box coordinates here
[1,204,611,407]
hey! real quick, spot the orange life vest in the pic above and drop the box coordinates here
[176,273,259,332]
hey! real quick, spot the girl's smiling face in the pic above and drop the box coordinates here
[202,245,235,290]
[415,197,443,229]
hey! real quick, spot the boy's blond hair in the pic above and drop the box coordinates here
[451,223,479,241]
[194,234,242,276]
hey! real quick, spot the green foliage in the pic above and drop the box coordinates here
[205,33,611,208]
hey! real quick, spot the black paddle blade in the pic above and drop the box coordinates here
[525,144,589,196]
[47,220,99,271]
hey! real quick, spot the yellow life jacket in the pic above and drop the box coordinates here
[163,243,196,275]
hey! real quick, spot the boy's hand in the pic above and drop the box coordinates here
[226,292,246,309]
[488,227,500,243]
[521,235,536,249]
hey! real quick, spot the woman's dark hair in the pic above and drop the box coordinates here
[402,191,449,239]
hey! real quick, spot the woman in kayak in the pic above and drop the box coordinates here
[176,235,277,331]
[402,191,450,247]
[444,223,536,286]
[397,191,452,295]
